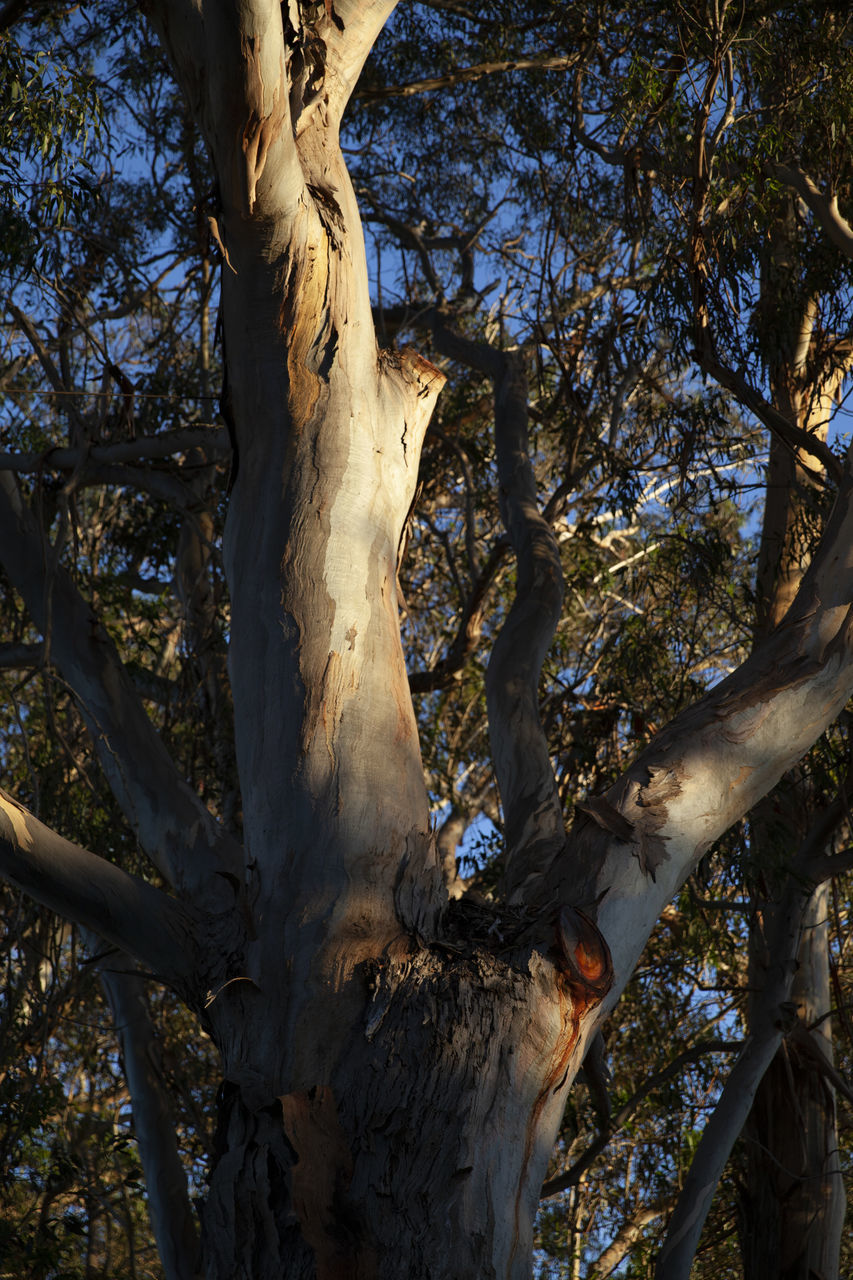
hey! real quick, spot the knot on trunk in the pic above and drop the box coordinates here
[556,906,613,1006]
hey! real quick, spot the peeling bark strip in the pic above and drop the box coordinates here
[576,766,682,880]
[277,230,333,426]
[239,37,288,216]
[340,939,588,1279]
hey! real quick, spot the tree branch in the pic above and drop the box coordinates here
[772,162,853,259]
[433,321,566,899]
[654,820,829,1279]
[0,789,195,987]
[139,0,208,127]
[408,538,510,693]
[0,471,243,909]
[147,0,302,221]
[540,1039,741,1199]
[322,0,399,124]
[7,303,88,443]
[590,1195,676,1280]
[0,426,228,472]
[536,449,853,995]
[695,348,842,484]
[354,53,579,103]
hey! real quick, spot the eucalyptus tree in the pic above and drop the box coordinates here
[0,2,852,1279]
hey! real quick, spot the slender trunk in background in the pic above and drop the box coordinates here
[739,278,847,1278]
[741,884,844,1280]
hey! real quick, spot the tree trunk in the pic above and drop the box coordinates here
[199,933,600,1280]
[740,884,845,1280]
[739,281,847,1278]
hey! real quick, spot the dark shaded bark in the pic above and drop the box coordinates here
[199,925,598,1280]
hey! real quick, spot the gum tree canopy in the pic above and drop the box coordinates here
[1,1,852,1277]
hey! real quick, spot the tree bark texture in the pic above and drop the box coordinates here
[200,932,605,1280]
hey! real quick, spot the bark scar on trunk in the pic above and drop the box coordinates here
[555,905,614,1007]
[278,230,329,427]
[508,916,613,1267]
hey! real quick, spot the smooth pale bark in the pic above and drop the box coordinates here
[137,8,598,1276]
[773,162,853,259]
[97,958,202,1280]
[484,349,566,896]
[431,323,567,896]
